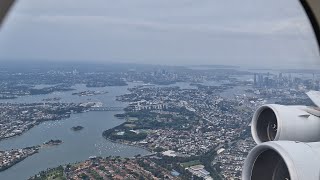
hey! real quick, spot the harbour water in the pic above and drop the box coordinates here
[0,83,150,180]
[0,81,246,180]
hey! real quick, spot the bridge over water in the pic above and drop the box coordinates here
[89,107,124,111]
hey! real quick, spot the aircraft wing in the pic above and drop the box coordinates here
[307,90,320,107]
[0,0,15,28]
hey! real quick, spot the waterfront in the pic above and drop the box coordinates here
[0,80,250,180]
[0,84,150,180]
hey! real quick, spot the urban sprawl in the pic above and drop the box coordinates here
[0,63,317,180]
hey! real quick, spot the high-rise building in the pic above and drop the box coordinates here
[254,74,257,86]
[258,74,264,87]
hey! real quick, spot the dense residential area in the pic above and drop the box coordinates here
[105,67,317,179]
[0,63,318,179]
[0,146,39,172]
[0,0,319,178]
[0,102,90,140]
[29,157,180,180]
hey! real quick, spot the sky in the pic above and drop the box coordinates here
[0,0,319,68]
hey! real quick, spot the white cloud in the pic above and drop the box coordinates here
[0,0,318,67]
[10,13,313,37]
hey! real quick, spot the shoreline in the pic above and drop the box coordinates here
[105,136,152,155]
[0,150,39,172]
[0,140,64,173]
[0,83,144,180]
[0,109,90,144]
[102,120,154,155]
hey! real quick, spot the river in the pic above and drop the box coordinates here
[0,81,249,180]
[0,83,150,180]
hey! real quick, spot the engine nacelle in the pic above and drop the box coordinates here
[242,141,320,180]
[251,104,320,144]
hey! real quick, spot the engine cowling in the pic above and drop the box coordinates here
[242,141,320,180]
[251,104,320,144]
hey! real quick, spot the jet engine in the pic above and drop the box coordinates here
[242,91,320,180]
[242,141,320,180]
[242,0,320,178]
[251,104,320,144]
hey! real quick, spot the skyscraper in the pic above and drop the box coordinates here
[254,74,257,86]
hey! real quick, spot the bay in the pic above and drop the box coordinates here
[0,83,149,180]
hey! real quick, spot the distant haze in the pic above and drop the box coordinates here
[0,0,319,68]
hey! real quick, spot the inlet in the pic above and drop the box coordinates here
[256,107,278,142]
[251,149,290,180]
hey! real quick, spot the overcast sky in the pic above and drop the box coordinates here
[0,0,319,68]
